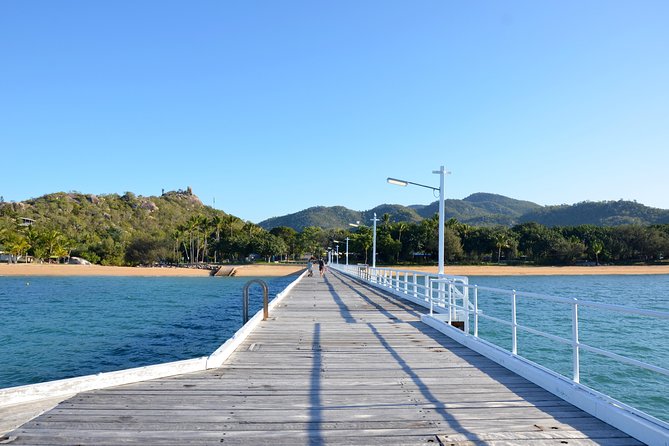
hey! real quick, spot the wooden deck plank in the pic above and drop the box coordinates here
[4,271,638,445]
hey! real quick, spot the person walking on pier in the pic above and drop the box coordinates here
[318,258,325,277]
[307,257,314,277]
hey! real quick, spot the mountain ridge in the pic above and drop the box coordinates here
[258,193,669,231]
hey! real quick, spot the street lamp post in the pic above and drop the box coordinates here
[387,165,449,275]
[349,216,379,268]
[345,237,349,266]
[372,213,379,268]
[334,241,340,264]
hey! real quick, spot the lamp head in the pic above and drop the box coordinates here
[387,177,408,187]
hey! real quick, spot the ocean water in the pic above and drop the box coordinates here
[0,275,294,388]
[464,275,669,424]
[1,273,667,424]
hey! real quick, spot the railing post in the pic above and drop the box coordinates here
[512,290,518,355]
[474,285,479,337]
[463,284,470,334]
[572,299,580,383]
[403,272,408,294]
[424,275,430,303]
[429,278,434,315]
[413,274,417,298]
[447,283,452,324]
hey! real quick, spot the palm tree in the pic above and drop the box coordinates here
[382,213,391,231]
[225,215,240,238]
[393,221,408,263]
[196,215,210,262]
[8,237,30,263]
[173,227,184,264]
[493,231,510,263]
[591,239,604,265]
[184,215,201,263]
[211,215,224,263]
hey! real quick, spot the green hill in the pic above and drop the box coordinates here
[413,193,542,225]
[258,193,543,231]
[0,188,249,265]
[258,194,669,231]
[520,200,669,227]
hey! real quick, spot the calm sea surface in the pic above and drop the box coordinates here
[466,275,669,424]
[0,274,667,423]
[0,275,294,388]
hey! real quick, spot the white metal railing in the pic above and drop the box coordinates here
[317,263,669,443]
[330,263,669,428]
[332,263,669,385]
[448,283,669,383]
[333,263,471,314]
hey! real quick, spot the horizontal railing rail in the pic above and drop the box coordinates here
[333,264,470,313]
[330,263,669,424]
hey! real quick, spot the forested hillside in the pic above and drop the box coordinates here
[2,190,668,268]
[520,200,669,227]
[259,194,669,231]
[0,189,285,266]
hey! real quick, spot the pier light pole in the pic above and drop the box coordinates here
[333,240,340,264]
[387,166,450,275]
[372,213,379,268]
[345,237,349,266]
[349,217,378,268]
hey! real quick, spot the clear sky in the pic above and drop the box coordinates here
[1,1,668,223]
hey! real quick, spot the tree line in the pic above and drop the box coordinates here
[1,198,667,266]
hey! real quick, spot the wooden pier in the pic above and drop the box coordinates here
[3,271,641,445]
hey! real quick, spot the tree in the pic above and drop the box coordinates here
[443,227,464,262]
[298,226,327,258]
[252,233,288,263]
[590,239,604,265]
[493,231,511,263]
[125,236,171,265]
[270,226,298,260]
[351,226,373,264]
[6,234,30,263]
[382,213,391,231]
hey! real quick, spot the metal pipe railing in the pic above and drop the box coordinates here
[330,262,669,389]
[242,279,269,324]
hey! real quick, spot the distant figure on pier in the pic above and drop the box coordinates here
[307,257,314,277]
[318,258,325,277]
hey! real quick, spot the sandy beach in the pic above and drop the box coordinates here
[402,264,669,276]
[1,263,668,277]
[0,263,305,277]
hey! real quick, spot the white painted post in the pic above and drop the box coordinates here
[464,285,470,334]
[448,283,453,324]
[404,272,408,294]
[474,286,479,337]
[572,300,580,383]
[345,237,349,266]
[512,290,518,355]
[372,212,378,268]
[413,274,418,298]
[429,278,434,315]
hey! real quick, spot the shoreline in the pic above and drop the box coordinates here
[400,264,669,276]
[0,264,305,277]
[1,263,669,277]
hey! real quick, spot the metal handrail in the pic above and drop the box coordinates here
[426,278,669,383]
[242,279,269,324]
[330,263,669,388]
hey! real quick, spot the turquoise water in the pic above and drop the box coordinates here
[465,275,669,424]
[0,274,667,423]
[0,275,294,388]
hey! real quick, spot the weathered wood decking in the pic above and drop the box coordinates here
[4,271,640,445]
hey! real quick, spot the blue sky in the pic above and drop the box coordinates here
[1,1,668,223]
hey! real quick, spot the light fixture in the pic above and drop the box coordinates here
[387,177,409,187]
